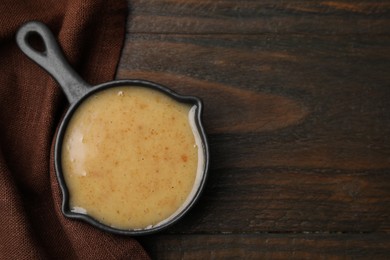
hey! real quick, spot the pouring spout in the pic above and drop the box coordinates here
[16,21,90,104]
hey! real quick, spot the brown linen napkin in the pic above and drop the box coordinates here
[0,0,149,259]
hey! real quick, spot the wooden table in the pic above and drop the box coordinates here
[117,1,390,258]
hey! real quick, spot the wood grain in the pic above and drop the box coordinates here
[126,0,390,34]
[139,234,390,259]
[168,168,390,233]
[117,35,390,171]
[119,0,390,257]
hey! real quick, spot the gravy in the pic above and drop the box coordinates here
[61,86,201,229]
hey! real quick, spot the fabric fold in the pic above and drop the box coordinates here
[0,0,149,258]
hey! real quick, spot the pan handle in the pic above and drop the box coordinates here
[16,21,90,104]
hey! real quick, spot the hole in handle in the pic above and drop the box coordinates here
[25,31,47,54]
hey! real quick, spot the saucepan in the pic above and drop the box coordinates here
[16,21,209,235]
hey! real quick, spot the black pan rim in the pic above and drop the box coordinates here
[54,79,210,236]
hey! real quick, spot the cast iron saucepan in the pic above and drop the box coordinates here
[16,21,209,235]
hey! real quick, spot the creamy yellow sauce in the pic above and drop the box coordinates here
[61,86,200,230]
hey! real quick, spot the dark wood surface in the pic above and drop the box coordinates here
[117,1,390,258]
